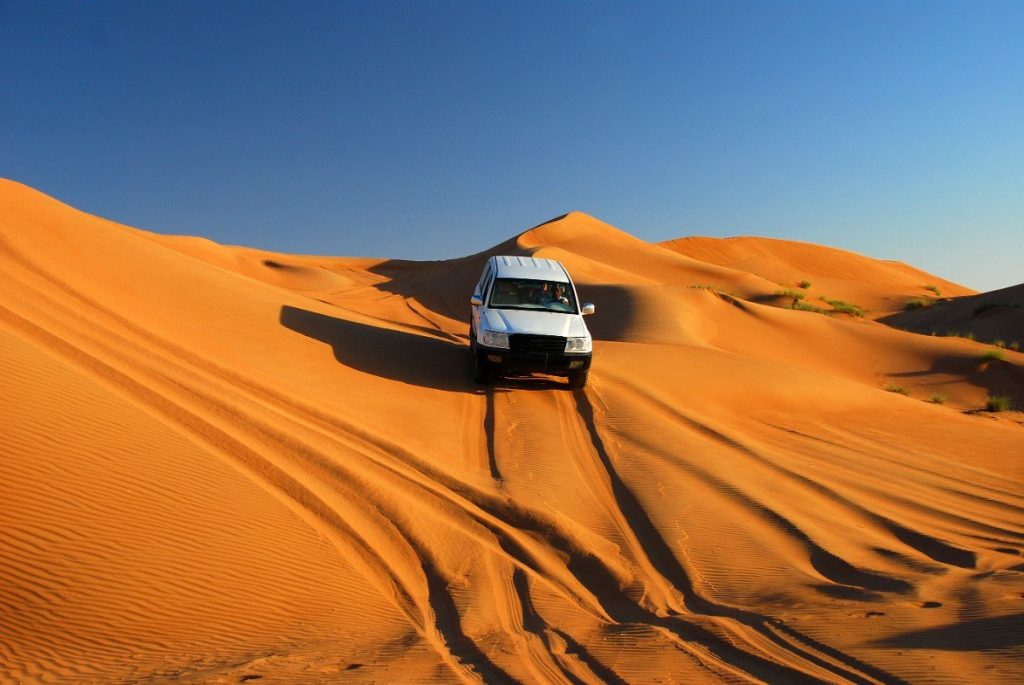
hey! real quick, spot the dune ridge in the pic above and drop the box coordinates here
[1,180,1022,684]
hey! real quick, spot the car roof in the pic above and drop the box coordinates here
[490,256,569,281]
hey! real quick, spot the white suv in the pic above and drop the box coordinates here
[470,256,595,388]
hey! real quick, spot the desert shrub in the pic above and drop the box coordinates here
[798,279,811,289]
[1011,341,1021,351]
[822,297,865,317]
[930,394,947,404]
[924,284,941,296]
[994,339,1006,348]
[776,288,805,300]
[885,384,910,395]
[985,395,1012,412]
[792,301,830,315]
[981,349,1005,362]
[905,298,932,310]
[964,331,975,341]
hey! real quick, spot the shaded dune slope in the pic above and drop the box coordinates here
[880,283,1024,348]
[1,181,1022,684]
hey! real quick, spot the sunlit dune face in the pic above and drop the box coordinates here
[2,181,1022,684]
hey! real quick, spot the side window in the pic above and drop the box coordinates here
[473,264,485,296]
[481,265,494,303]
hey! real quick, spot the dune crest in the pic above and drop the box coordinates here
[2,179,1022,684]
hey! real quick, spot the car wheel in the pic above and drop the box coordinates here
[567,371,588,389]
[472,348,491,385]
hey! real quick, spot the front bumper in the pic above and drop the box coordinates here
[477,345,591,377]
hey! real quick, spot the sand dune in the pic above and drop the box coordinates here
[660,235,976,318]
[2,179,1022,684]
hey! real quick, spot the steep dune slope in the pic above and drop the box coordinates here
[2,181,1022,684]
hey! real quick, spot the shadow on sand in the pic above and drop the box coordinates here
[280,305,474,392]
[888,354,1023,406]
[280,305,575,393]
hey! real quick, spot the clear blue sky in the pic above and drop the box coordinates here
[2,1,1021,291]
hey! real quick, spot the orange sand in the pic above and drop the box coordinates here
[2,180,1022,684]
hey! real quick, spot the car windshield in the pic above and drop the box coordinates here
[488,278,577,313]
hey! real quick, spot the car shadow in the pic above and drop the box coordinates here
[280,305,575,393]
[280,305,476,392]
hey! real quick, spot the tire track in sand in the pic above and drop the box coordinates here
[0,271,513,684]
[485,384,882,683]
[3,247,658,682]
[567,383,904,685]
[1,232,898,683]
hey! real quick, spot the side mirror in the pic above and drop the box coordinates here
[470,294,483,307]
[582,303,595,315]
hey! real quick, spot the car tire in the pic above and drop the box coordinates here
[567,371,588,389]
[472,348,491,385]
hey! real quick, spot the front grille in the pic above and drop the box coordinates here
[509,334,566,354]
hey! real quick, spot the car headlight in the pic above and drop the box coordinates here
[565,336,591,353]
[481,330,510,349]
